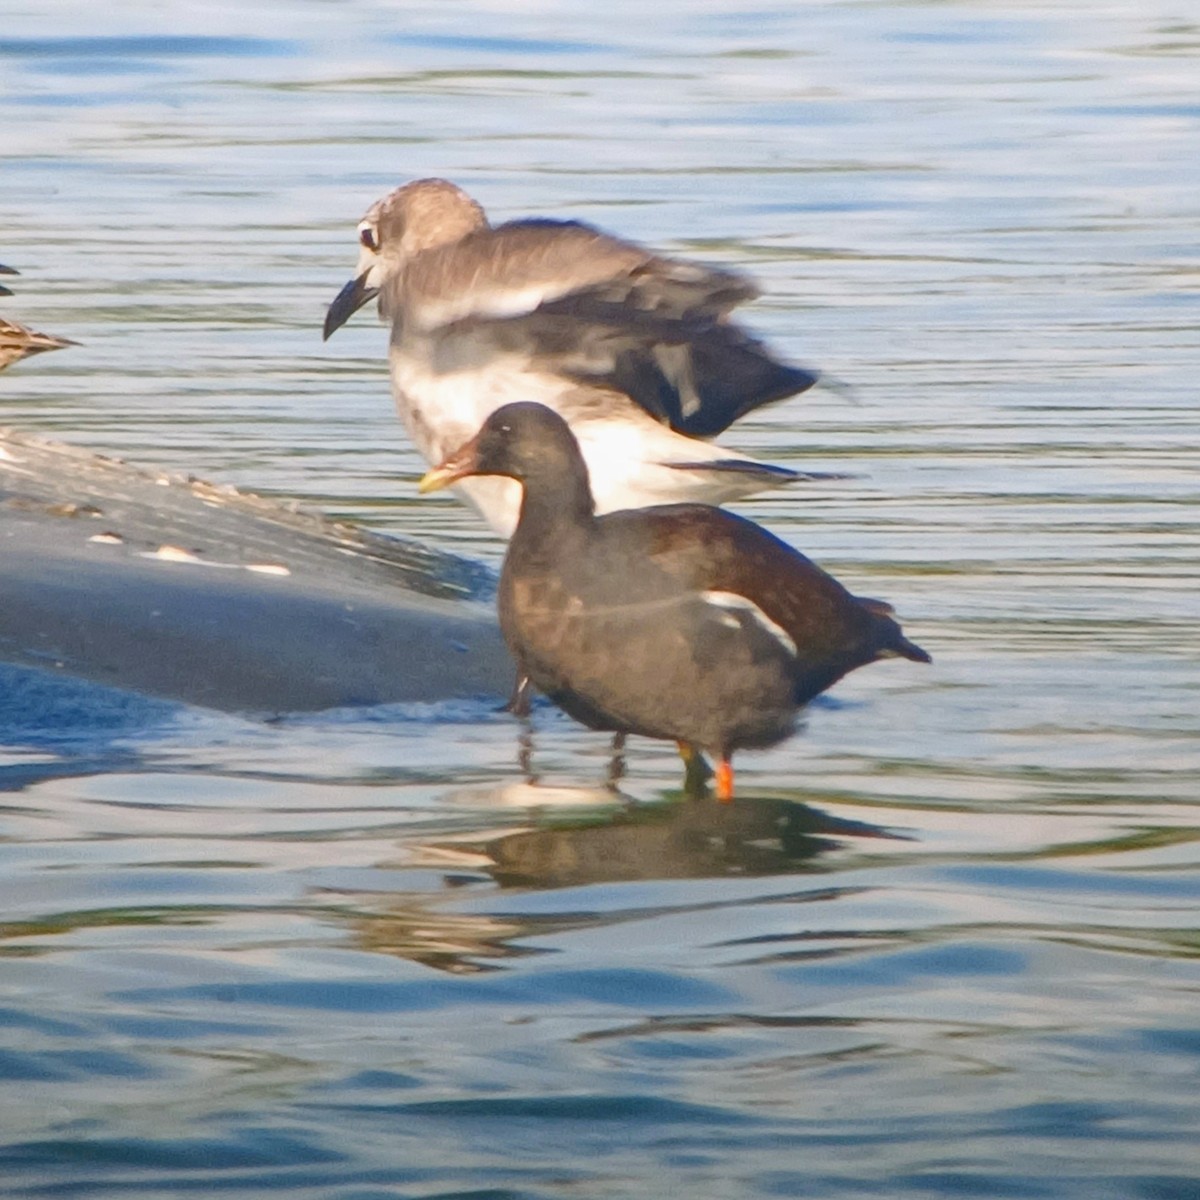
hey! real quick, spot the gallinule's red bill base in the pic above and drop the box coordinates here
[420,402,931,801]
[325,179,829,538]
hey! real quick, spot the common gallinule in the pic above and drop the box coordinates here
[324,179,826,537]
[420,402,930,800]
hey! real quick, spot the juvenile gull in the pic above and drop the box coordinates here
[324,179,823,537]
[420,403,929,800]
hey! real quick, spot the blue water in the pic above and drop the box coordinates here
[1,2,1198,1197]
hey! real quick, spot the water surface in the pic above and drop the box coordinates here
[1,2,1198,1196]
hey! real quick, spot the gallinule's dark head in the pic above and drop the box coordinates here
[418,401,584,493]
[421,403,930,802]
[419,401,596,526]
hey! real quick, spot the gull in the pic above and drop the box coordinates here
[0,266,77,372]
[323,179,825,537]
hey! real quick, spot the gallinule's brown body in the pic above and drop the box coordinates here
[421,402,930,800]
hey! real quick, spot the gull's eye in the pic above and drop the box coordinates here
[359,225,379,252]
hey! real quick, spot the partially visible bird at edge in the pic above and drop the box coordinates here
[0,266,77,372]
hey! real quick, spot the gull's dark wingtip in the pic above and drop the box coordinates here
[670,459,850,486]
[816,373,861,406]
[899,636,932,665]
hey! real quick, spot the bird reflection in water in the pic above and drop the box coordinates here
[344,772,908,974]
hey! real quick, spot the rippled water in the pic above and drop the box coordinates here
[2,2,1198,1197]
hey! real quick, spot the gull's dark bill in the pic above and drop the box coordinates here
[323,271,379,340]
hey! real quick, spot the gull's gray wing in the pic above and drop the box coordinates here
[394,219,818,438]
